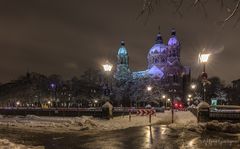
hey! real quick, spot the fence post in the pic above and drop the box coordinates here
[149,114,151,123]
[129,111,131,122]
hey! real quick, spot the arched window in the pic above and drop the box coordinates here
[161,58,165,63]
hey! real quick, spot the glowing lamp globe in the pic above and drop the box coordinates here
[16,101,20,106]
[50,83,56,89]
[147,86,152,91]
[102,61,113,72]
[199,49,210,63]
[191,84,196,90]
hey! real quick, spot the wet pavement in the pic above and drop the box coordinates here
[0,125,240,149]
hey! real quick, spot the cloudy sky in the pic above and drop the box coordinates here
[0,0,239,83]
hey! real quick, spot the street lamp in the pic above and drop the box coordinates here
[102,61,113,72]
[102,60,113,100]
[188,94,192,98]
[199,49,210,72]
[191,84,196,90]
[199,49,211,101]
[162,95,167,108]
[50,83,57,107]
[16,101,20,107]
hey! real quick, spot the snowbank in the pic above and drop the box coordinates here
[0,139,44,149]
[168,111,198,130]
[204,120,240,133]
[0,115,99,132]
[197,101,210,109]
[0,111,197,132]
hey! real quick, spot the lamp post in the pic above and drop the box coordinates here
[50,83,56,107]
[146,85,152,107]
[162,95,167,108]
[102,61,113,100]
[169,89,176,123]
[199,49,210,101]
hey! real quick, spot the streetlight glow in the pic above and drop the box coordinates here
[50,83,56,89]
[147,86,152,91]
[102,61,113,72]
[188,94,192,98]
[167,98,171,102]
[199,49,210,63]
[191,84,196,90]
[162,95,166,99]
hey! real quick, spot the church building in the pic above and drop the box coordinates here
[114,29,191,102]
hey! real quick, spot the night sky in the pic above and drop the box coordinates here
[0,0,239,84]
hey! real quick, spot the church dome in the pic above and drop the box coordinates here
[168,29,179,46]
[118,41,128,56]
[149,33,167,54]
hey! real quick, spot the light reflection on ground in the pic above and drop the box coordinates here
[0,125,240,149]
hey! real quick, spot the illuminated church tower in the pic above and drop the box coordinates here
[114,41,131,81]
[164,29,185,84]
[147,33,167,79]
[167,29,181,65]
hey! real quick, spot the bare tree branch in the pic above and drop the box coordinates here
[138,0,240,25]
[224,0,240,22]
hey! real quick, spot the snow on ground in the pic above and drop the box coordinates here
[202,120,240,133]
[0,139,44,149]
[0,111,197,133]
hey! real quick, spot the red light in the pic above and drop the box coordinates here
[174,103,178,107]
[179,104,182,107]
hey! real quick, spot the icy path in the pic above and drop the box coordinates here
[0,111,197,132]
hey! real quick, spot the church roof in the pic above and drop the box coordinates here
[147,65,164,78]
[118,40,128,56]
[149,33,167,54]
[132,70,147,79]
[149,43,167,54]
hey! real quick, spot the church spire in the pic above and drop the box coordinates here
[171,28,176,36]
[155,33,163,44]
[121,40,125,46]
[115,40,130,81]
[118,40,128,56]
